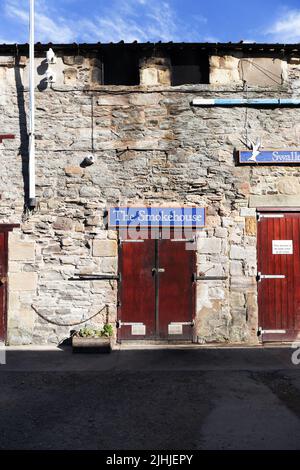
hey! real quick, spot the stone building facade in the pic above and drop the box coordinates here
[1,42,300,345]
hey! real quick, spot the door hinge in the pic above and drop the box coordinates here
[0,276,7,286]
[260,329,287,334]
[257,272,285,282]
[169,320,194,327]
[257,213,284,221]
[171,237,195,243]
[119,239,145,244]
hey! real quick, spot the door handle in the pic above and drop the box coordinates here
[0,276,7,286]
[152,268,165,274]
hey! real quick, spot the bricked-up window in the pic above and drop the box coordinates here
[103,48,140,85]
[170,49,209,85]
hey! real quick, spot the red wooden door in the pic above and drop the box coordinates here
[257,212,300,342]
[118,236,156,340]
[158,238,195,340]
[118,231,195,341]
[0,232,7,342]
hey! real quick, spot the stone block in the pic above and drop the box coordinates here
[101,257,118,273]
[19,308,35,330]
[63,55,84,65]
[9,272,38,291]
[93,239,117,257]
[249,194,300,207]
[79,186,100,197]
[53,217,73,231]
[206,216,220,227]
[230,261,243,276]
[158,68,171,85]
[277,177,300,195]
[9,238,35,261]
[198,237,221,254]
[230,276,256,292]
[97,96,129,106]
[238,57,284,86]
[231,292,245,308]
[63,68,78,85]
[85,216,100,226]
[209,287,225,300]
[230,245,245,260]
[0,56,15,66]
[245,217,256,236]
[240,207,256,217]
[64,166,84,177]
[42,243,61,254]
[129,93,161,106]
[8,292,20,312]
[215,227,227,238]
[140,68,158,86]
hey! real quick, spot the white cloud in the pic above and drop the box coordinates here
[3,0,211,43]
[5,0,75,42]
[265,8,300,43]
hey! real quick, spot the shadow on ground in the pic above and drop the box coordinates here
[0,347,300,450]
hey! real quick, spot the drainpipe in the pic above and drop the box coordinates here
[28,0,36,208]
[192,98,300,106]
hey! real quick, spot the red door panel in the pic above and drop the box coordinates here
[118,238,156,340]
[258,213,300,342]
[0,232,7,342]
[158,238,195,340]
[117,230,196,341]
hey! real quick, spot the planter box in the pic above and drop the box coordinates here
[72,336,111,354]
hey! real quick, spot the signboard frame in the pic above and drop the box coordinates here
[108,206,206,229]
[238,149,300,165]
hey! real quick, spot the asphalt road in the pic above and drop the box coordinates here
[1,346,300,450]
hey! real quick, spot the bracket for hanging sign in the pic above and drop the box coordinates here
[193,274,228,281]
[68,274,120,281]
[0,134,15,143]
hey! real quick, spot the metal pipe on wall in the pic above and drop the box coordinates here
[28,0,36,208]
[192,98,300,106]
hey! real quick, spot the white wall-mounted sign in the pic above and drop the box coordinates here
[131,324,146,335]
[168,323,183,335]
[272,240,293,255]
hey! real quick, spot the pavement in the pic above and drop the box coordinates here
[0,345,300,449]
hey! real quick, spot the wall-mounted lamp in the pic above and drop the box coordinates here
[46,48,56,64]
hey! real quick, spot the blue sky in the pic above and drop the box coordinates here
[1,0,300,44]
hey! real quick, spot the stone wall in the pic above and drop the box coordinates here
[1,47,300,344]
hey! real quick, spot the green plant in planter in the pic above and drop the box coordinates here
[77,324,113,338]
[101,323,113,338]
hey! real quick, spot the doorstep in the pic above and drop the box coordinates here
[115,341,276,350]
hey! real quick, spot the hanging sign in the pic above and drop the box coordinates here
[239,150,300,164]
[272,240,293,255]
[108,207,205,228]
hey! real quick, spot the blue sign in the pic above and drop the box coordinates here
[108,207,205,228]
[239,150,300,164]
